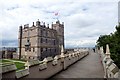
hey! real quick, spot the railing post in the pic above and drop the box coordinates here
[24,61,30,70]
[105,44,111,78]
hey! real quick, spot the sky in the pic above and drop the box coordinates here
[0,0,119,48]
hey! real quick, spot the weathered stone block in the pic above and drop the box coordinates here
[28,60,39,66]
[46,57,53,62]
[16,69,29,78]
[7,65,17,71]
[106,60,113,67]
[16,71,22,78]
[22,69,29,76]
[2,66,8,73]
[39,63,47,70]
[2,64,16,73]
[52,60,58,66]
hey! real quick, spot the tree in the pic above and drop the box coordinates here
[97,23,120,68]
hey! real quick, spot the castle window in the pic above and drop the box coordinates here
[42,38,45,43]
[46,39,47,43]
[25,46,31,51]
[44,31,46,36]
[29,48,31,51]
[47,31,49,36]
[54,40,55,45]
[41,48,43,53]
[41,30,43,36]
[25,48,27,51]
[46,31,48,36]
[33,47,35,52]
[43,48,46,51]
[55,49,56,52]
[41,38,43,43]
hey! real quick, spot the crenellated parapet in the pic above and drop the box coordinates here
[2,49,89,79]
[98,44,120,79]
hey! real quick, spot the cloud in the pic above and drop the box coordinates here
[0,0,119,48]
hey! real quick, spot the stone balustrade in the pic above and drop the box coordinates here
[2,50,89,79]
[98,44,120,79]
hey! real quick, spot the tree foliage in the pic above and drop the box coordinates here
[97,23,120,68]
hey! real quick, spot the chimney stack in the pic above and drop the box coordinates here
[36,19,40,26]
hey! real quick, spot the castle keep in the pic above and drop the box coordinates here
[18,20,64,60]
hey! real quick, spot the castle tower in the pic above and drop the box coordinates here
[52,20,64,54]
[18,20,64,60]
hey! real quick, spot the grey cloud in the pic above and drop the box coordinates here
[1,39,18,47]
[7,5,19,10]
[0,0,118,48]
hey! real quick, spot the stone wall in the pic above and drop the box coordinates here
[2,63,17,78]
[98,44,120,79]
[2,50,89,79]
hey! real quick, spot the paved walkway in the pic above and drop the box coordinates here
[53,51,104,78]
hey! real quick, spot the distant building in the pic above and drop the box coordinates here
[18,20,64,60]
[0,47,17,59]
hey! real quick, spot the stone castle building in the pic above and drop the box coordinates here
[18,20,64,60]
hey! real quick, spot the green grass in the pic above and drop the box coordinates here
[0,59,25,70]
[14,62,25,70]
[11,59,26,62]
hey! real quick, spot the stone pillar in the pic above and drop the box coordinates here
[100,46,104,58]
[43,58,48,68]
[25,61,30,70]
[60,45,65,62]
[104,44,111,78]
[100,46,104,54]
[106,44,111,60]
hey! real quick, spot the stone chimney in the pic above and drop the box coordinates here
[32,22,35,27]
[36,19,40,26]
[51,22,53,29]
[47,24,49,28]
[24,24,29,29]
[43,22,46,27]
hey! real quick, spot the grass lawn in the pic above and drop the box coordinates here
[14,62,25,70]
[11,59,26,62]
[0,59,25,70]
